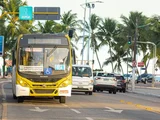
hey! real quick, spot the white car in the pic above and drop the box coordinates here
[93,73,117,94]
[72,64,93,95]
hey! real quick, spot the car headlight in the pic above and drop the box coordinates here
[90,80,93,84]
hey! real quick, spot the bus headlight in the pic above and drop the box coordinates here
[18,79,28,87]
[60,80,69,87]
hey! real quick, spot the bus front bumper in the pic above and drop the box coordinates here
[16,84,72,97]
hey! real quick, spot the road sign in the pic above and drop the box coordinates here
[138,62,144,67]
[0,36,4,56]
[132,61,136,67]
[19,6,33,20]
[141,67,146,70]
[34,7,60,20]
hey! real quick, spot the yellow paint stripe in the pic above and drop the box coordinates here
[2,103,7,120]
[120,100,160,114]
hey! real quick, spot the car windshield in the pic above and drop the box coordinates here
[72,66,92,77]
[97,73,104,76]
[102,73,114,77]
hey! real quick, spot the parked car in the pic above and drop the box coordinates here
[142,74,154,83]
[123,74,132,83]
[93,73,117,94]
[72,64,93,95]
[136,73,154,84]
[115,75,126,93]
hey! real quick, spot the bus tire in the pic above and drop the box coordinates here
[17,97,24,103]
[59,96,66,103]
[13,94,17,99]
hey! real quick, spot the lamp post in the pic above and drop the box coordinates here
[80,0,103,65]
[80,0,87,65]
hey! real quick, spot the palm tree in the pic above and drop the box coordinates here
[0,0,32,77]
[60,10,80,53]
[120,11,153,73]
[97,18,120,73]
[78,14,102,69]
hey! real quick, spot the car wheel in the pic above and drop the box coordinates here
[109,90,112,94]
[100,90,103,92]
[144,80,147,84]
[93,88,96,92]
[123,88,126,93]
[113,90,116,94]
[89,92,92,95]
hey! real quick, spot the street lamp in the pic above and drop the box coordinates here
[86,1,103,66]
[80,0,87,65]
[80,0,103,65]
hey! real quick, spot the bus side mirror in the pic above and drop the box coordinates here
[71,48,76,64]
[68,29,75,38]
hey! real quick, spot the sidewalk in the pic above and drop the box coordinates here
[127,84,160,97]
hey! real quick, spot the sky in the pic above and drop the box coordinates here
[23,0,160,74]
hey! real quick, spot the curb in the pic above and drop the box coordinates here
[127,90,160,98]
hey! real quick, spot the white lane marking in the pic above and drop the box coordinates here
[70,109,81,114]
[62,104,68,107]
[105,107,123,113]
[86,117,94,120]
[29,107,49,112]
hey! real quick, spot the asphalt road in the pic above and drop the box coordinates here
[0,80,160,120]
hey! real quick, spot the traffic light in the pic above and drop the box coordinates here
[128,36,132,44]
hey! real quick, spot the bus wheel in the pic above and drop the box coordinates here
[17,97,24,103]
[59,96,66,103]
[13,94,17,99]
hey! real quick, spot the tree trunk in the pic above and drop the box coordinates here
[95,51,102,70]
[109,44,114,73]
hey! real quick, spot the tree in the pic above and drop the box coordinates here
[60,10,80,50]
[97,18,120,73]
[120,11,153,74]
[79,14,102,69]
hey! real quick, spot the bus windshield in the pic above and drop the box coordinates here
[18,47,70,75]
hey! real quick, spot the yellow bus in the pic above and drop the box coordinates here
[12,33,74,103]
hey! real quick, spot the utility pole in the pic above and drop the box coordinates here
[87,5,91,65]
[81,0,87,65]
